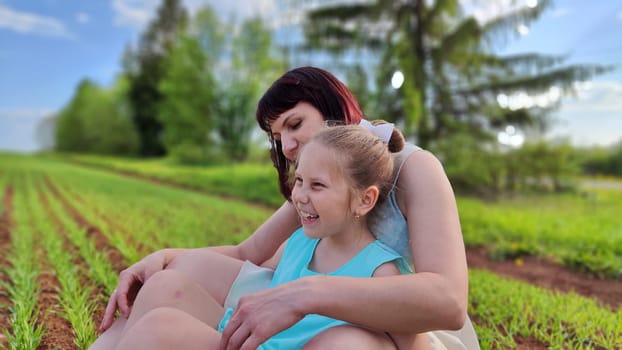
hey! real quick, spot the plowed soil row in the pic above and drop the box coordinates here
[0,180,127,349]
[37,185,111,349]
[44,177,127,273]
[466,246,621,310]
[0,187,13,348]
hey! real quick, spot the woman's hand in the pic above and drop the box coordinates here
[219,279,310,350]
[98,250,171,333]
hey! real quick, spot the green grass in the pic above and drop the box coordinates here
[2,172,44,350]
[458,192,622,278]
[50,152,622,278]
[0,152,620,348]
[469,269,621,349]
[29,176,98,348]
[54,152,284,207]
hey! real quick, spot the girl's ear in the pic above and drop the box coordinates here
[355,186,379,217]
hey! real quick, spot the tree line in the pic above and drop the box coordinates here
[41,0,620,194]
[50,0,285,164]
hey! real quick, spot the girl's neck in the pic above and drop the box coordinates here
[309,223,375,274]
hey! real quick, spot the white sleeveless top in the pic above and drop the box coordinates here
[368,142,420,267]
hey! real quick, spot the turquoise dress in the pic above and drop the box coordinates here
[218,227,409,349]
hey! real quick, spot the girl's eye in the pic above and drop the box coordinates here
[294,176,303,184]
[290,121,302,130]
[311,182,324,189]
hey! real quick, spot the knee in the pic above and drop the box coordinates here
[304,326,395,350]
[137,270,193,303]
[116,307,185,349]
[166,249,215,271]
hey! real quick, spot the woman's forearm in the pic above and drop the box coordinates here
[165,201,300,267]
[161,245,242,267]
[299,273,466,334]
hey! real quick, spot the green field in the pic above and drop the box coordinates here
[0,153,620,349]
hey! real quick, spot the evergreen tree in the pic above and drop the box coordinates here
[302,0,611,148]
[125,0,188,156]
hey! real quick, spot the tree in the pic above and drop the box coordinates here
[124,0,188,156]
[213,17,286,161]
[301,0,611,148]
[155,6,284,163]
[158,33,217,164]
[55,80,90,152]
[54,78,139,155]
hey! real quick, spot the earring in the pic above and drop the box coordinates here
[354,214,360,219]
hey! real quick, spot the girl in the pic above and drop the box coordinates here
[94,67,478,350]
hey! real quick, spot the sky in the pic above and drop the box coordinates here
[0,0,621,152]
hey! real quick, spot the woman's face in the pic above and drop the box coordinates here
[269,102,326,161]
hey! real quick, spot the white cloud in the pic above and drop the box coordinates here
[461,0,521,23]
[112,0,156,28]
[549,81,622,146]
[460,0,564,24]
[111,0,277,29]
[551,7,572,18]
[0,4,74,38]
[561,81,622,112]
[0,108,54,121]
[0,108,54,152]
[76,12,90,24]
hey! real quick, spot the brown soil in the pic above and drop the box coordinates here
[0,186,14,349]
[466,246,621,310]
[38,185,110,333]
[44,177,127,273]
[36,269,76,350]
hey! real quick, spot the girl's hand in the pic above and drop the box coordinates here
[98,250,169,333]
[219,280,309,350]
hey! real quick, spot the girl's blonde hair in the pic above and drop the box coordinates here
[308,122,404,207]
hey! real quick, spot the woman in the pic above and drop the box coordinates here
[92,66,478,349]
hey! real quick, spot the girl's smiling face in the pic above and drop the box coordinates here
[291,141,356,239]
[269,102,326,161]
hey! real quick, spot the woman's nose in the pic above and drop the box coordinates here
[281,135,298,160]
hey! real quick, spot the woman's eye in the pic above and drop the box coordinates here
[291,121,302,130]
[312,182,324,189]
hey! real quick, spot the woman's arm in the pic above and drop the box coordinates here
[308,150,468,331]
[291,151,467,333]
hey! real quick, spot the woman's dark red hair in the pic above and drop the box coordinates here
[256,66,364,200]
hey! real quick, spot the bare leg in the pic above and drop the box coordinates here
[166,249,245,305]
[304,325,432,350]
[303,325,396,350]
[120,269,225,335]
[90,251,244,349]
[89,317,127,350]
[115,307,222,350]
